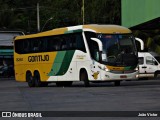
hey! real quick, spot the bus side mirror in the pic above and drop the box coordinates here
[135,37,144,51]
[91,38,103,51]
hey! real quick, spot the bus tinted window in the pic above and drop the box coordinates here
[15,32,86,54]
[85,32,97,59]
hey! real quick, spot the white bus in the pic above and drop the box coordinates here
[14,24,138,87]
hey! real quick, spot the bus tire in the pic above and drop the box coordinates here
[26,72,35,87]
[80,69,90,87]
[114,81,120,86]
[34,72,42,87]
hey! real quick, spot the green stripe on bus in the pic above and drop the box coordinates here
[64,29,82,34]
[124,66,131,70]
[48,51,66,76]
[124,66,136,70]
[48,50,75,76]
[56,50,75,75]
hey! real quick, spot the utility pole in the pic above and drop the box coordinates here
[82,0,84,24]
[37,3,40,32]
[41,17,53,32]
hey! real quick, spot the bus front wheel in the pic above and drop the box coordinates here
[80,70,90,87]
[26,72,35,87]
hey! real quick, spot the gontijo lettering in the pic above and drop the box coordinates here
[28,55,49,62]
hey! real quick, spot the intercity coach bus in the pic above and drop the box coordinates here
[14,24,138,87]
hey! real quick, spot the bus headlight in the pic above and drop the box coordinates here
[98,65,106,70]
[134,66,139,71]
[98,65,109,71]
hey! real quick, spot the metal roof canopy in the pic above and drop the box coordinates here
[0,31,24,46]
[122,0,160,29]
[130,17,160,30]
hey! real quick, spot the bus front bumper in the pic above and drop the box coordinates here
[100,70,138,81]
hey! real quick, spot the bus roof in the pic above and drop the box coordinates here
[15,24,131,40]
[83,24,131,33]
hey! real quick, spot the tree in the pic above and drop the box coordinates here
[0,0,121,32]
[85,0,121,24]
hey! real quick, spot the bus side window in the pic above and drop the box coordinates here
[15,40,24,54]
[67,35,75,50]
[38,39,45,52]
[90,40,100,61]
[75,33,86,52]
[72,39,76,50]
[84,31,97,53]
[23,39,30,53]
[84,32,99,60]
[48,39,54,51]
[47,36,61,51]
[61,39,67,50]
[54,38,61,51]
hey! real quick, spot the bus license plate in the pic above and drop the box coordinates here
[120,75,127,78]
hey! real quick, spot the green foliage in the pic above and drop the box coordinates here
[85,0,121,24]
[133,29,160,54]
[0,0,121,33]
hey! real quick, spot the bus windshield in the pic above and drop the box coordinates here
[98,34,137,66]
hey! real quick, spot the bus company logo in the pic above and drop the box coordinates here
[28,55,49,62]
[76,55,86,59]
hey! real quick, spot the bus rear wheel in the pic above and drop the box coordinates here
[80,70,90,87]
[26,72,35,87]
[34,72,48,87]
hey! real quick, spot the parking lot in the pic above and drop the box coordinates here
[0,78,160,120]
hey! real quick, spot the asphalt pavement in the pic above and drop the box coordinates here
[0,78,160,120]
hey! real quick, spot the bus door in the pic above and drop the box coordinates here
[89,41,102,80]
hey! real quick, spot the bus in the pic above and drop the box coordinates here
[14,24,138,87]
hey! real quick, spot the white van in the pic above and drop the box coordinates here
[138,52,160,78]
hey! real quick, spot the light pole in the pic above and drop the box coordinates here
[37,3,40,32]
[41,17,53,32]
[82,0,85,24]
